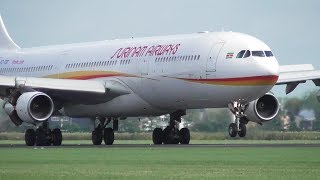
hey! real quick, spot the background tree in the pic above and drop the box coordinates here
[118,117,141,133]
[190,108,231,132]
[283,97,303,131]
[302,90,320,130]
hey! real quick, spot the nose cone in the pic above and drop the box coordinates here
[263,57,279,76]
[255,57,279,85]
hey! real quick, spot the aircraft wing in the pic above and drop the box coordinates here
[277,64,320,94]
[0,76,130,104]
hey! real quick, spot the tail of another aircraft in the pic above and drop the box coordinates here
[0,15,20,50]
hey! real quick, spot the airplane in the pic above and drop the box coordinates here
[0,16,320,146]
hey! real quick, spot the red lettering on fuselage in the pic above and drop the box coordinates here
[110,43,181,59]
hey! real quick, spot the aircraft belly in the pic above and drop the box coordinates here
[121,76,273,110]
[62,93,167,117]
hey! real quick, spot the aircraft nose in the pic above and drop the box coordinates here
[258,57,279,84]
[265,58,279,76]
[254,56,279,76]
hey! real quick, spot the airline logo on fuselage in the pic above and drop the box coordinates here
[110,43,181,59]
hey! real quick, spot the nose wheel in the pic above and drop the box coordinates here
[228,123,237,137]
[228,122,246,137]
[228,102,248,138]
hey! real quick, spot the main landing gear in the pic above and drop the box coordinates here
[152,110,190,145]
[25,121,62,146]
[91,117,117,145]
[228,102,248,138]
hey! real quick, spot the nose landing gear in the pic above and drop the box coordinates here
[228,102,248,138]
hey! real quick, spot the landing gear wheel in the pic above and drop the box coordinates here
[179,128,190,144]
[92,129,103,145]
[152,128,163,144]
[238,123,247,137]
[25,129,36,146]
[52,128,62,146]
[228,123,237,137]
[104,128,114,145]
[35,128,51,146]
[163,127,180,144]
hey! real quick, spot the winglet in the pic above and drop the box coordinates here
[0,15,20,50]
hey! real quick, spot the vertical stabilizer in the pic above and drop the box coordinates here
[0,15,20,50]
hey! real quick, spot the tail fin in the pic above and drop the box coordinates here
[0,15,20,50]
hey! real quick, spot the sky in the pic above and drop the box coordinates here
[0,0,319,97]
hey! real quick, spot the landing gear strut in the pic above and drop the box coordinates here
[25,121,62,146]
[91,117,116,145]
[228,102,248,138]
[152,110,190,145]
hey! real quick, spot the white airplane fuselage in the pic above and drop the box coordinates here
[0,32,279,118]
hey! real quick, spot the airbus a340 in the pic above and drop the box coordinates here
[0,16,319,146]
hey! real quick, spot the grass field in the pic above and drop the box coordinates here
[0,146,319,179]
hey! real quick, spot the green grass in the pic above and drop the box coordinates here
[0,147,319,179]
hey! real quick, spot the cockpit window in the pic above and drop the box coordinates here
[252,51,265,57]
[236,50,246,58]
[243,50,251,58]
[265,51,274,57]
[234,50,273,59]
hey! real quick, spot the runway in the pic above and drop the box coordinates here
[0,143,320,148]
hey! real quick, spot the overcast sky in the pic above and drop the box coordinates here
[0,0,319,97]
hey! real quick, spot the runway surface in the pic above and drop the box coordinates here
[0,143,320,148]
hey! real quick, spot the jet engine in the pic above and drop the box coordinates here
[244,93,280,124]
[4,92,54,124]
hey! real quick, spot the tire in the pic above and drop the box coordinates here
[228,123,237,137]
[104,128,114,145]
[25,129,36,146]
[163,127,179,144]
[238,123,247,137]
[163,127,173,144]
[179,128,190,144]
[52,128,62,146]
[152,128,163,144]
[35,128,50,146]
[92,129,103,145]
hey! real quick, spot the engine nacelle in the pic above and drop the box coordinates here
[14,92,54,123]
[244,93,280,124]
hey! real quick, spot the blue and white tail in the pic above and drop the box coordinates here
[0,15,20,50]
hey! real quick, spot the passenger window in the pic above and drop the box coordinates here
[236,50,246,58]
[265,51,274,57]
[252,51,265,57]
[243,50,251,58]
